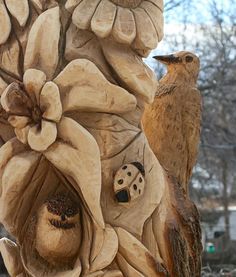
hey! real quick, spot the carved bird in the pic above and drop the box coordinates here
[35,193,82,265]
[142,51,202,192]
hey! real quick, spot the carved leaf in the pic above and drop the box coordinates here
[24,7,61,79]
[0,148,41,237]
[54,59,137,114]
[5,0,29,27]
[115,227,166,276]
[101,40,158,103]
[44,117,105,228]
[0,34,21,78]
[90,225,118,272]
[0,0,11,45]
[0,238,23,276]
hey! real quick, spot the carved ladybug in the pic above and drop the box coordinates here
[113,162,145,203]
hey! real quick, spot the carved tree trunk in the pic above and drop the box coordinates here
[0,1,202,277]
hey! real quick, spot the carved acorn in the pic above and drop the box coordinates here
[113,162,145,203]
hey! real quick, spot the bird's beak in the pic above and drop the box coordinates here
[153,54,181,65]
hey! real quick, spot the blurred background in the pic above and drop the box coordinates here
[146,0,236,275]
[0,0,236,276]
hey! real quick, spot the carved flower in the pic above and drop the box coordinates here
[0,0,29,45]
[1,69,62,152]
[66,0,164,56]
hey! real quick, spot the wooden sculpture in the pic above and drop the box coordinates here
[142,51,202,193]
[0,1,202,277]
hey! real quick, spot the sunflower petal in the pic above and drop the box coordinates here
[44,116,105,228]
[5,0,29,27]
[24,7,61,79]
[132,7,158,53]
[140,1,164,41]
[148,0,164,11]
[116,253,145,277]
[112,7,136,44]
[8,115,31,129]
[65,0,82,12]
[91,0,116,38]
[0,0,11,45]
[23,69,46,104]
[28,120,57,152]
[72,0,101,30]
[40,82,62,122]
[54,59,137,113]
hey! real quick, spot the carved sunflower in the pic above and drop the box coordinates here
[66,0,164,56]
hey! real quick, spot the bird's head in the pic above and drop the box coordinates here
[153,51,200,83]
[42,193,80,229]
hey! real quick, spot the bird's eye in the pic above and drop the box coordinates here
[185,56,193,63]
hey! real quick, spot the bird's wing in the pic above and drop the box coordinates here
[156,83,177,97]
[182,87,202,185]
[143,85,185,182]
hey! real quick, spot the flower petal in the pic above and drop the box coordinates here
[23,69,46,104]
[132,7,158,53]
[65,0,82,12]
[0,76,7,95]
[0,83,32,116]
[112,7,136,44]
[24,7,61,79]
[140,1,164,41]
[148,0,164,11]
[40,81,62,122]
[28,120,57,152]
[0,138,28,176]
[91,0,117,38]
[101,41,157,103]
[54,59,137,114]
[5,0,29,27]
[72,0,101,30]
[15,125,30,144]
[8,115,31,129]
[0,0,11,45]
[44,116,105,228]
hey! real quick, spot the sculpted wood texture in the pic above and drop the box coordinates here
[0,1,202,276]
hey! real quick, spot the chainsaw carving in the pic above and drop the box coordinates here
[0,1,202,276]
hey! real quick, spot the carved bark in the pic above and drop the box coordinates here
[0,1,202,276]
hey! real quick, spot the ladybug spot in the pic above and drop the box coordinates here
[118,179,124,185]
[122,165,127,170]
[133,184,137,190]
[139,189,141,194]
[127,172,132,176]
[139,177,143,183]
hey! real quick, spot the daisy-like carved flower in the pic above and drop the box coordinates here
[0,69,62,152]
[66,0,164,56]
